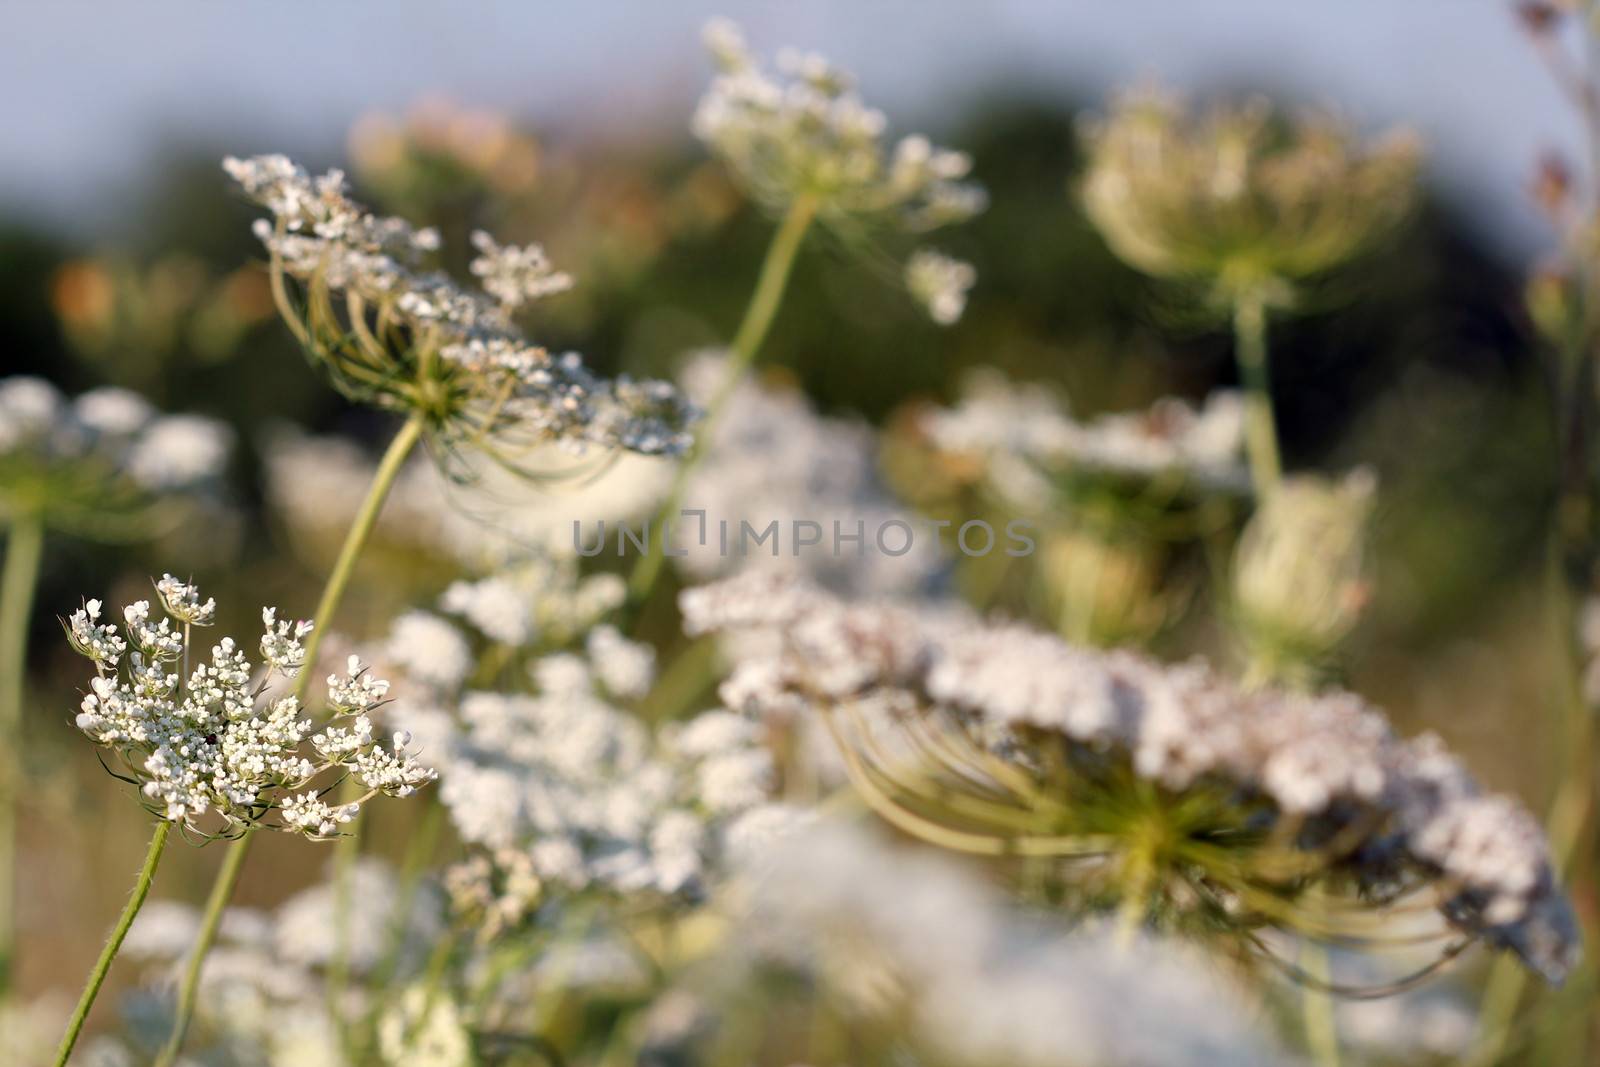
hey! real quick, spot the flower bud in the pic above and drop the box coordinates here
[1232,469,1377,679]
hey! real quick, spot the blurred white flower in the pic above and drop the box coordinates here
[905,248,976,325]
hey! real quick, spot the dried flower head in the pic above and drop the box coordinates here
[682,573,1582,986]
[693,19,987,230]
[67,581,433,838]
[0,376,230,538]
[1080,87,1421,304]
[223,154,696,472]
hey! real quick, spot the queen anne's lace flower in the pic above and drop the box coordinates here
[468,229,574,310]
[681,572,1583,985]
[693,19,986,231]
[925,369,1249,497]
[678,352,944,595]
[67,582,433,838]
[374,582,782,938]
[224,154,696,467]
[154,573,216,626]
[1080,86,1421,301]
[0,376,230,538]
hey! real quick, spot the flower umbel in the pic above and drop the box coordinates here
[682,573,1582,987]
[67,581,433,838]
[1080,87,1421,305]
[693,18,987,231]
[223,154,696,471]
[0,376,230,538]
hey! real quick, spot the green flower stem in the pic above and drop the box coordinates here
[1232,290,1283,497]
[1300,936,1341,1067]
[625,193,818,615]
[0,511,44,991]
[152,823,249,1067]
[153,411,429,1067]
[53,820,170,1067]
[1467,545,1597,1066]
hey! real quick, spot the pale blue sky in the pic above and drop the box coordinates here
[0,0,1575,255]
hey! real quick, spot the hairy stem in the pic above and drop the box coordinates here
[1232,291,1282,496]
[625,194,818,614]
[0,512,44,991]
[53,820,170,1067]
[153,411,428,1067]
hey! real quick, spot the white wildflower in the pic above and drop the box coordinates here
[385,611,474,691]
[260,607,313,674]
[905,248,976,325]
[67,583,430,837]
[154,573,216,626]
[693,19,985,229]
[683,572,1582,984]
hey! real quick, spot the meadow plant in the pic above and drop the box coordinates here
[0,378,229,990]
[919,370,1247,642]
[13,13,1596,1067]
[625,17,985,610]
[122,150,701,1065]
[1231,468,1378,685]
[1081,88,1420,494]
[51,579,433,1065]
[683,572,1581,988]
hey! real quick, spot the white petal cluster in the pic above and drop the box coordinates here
[905,248,976,326]
[704,820,1290,1067]
[0,377,230,527]
[586,624,656,700]
[681,572,1582,983]
[678,352,944,595]
[380,603,776,918]
[435,671,773,900]
[225,154,696,459]
[67,584,432,838]
[692,19,986,229]
[924,369,1250,498]
[468,229,574,310]
[154,573,217,625]
[259,606,313,674]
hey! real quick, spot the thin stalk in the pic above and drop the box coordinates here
[1300,937,1342,1067]
[153,411,429,1067]
[624,194,818,614]
[152,824,249,1067]
[1232,290,1283,496]
[0,512,44,990]
[53,821,170,1067]
[1467,540,1595,1066]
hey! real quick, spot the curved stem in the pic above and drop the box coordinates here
[1232,290,1282,496]
[296,411,428,695]
[153,411,428,1067]
[53,820,170,1067]
[0,512,44,991]
[624,194,818,615]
